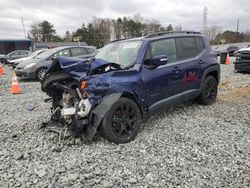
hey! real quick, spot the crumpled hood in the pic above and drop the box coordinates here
[56,56,119,81]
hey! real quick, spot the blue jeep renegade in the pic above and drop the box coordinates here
[42,31,220,144]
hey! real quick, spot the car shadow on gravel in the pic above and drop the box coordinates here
[17,78,38,83]
[141,100,196,130]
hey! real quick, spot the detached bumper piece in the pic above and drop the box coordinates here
[234,52,250,72]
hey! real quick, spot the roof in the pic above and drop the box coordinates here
[110,31,202,43]
[35,42,88,47]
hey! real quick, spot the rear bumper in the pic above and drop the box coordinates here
[15,69,36,79]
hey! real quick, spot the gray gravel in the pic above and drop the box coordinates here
[0,58,250,187]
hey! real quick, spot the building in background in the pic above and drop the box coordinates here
[0,40,93,55]
[34,42,88,50]
[0,39,32,54]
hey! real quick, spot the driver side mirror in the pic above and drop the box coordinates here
[151,55,168,67]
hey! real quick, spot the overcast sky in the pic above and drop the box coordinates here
[0,0,249,39]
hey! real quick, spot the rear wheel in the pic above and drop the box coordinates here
[100,98,141,144]
[36,68,47,81]
[197,75,218,105]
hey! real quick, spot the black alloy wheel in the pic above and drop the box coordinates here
[197,75,218,105]
[100,98,141,144]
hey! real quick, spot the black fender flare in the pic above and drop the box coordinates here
[86,93,123,140]
[200,65,220,89]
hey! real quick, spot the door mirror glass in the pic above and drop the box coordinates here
[151,55,168,67]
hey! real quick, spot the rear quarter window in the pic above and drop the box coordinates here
[196,37,205,53]
[85,48,95,54]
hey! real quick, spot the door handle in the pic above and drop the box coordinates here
[172,67,182,73]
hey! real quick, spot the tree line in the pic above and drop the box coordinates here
[29,14,250,48]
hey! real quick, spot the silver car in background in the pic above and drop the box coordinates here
[0,50,30,64]
[9,49,48,68]
[15,46,97,81]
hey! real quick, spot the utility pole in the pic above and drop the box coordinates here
[236,18,239,33]
[21,17,26,39]
[236,18,240,42]
[203,6,208,33]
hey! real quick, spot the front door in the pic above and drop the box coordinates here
[141,38,184,111]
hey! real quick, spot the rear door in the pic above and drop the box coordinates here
[175,37,203,96]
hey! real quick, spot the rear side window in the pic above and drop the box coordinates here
[196,37,205,53]
[176,37,198,59]
[71,48,87,56]
[150,38,177,63]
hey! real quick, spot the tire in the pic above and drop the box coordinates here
[197,75,218,105]
[0,58,7,64]
[36,68,47,81]
[100,97,142,144]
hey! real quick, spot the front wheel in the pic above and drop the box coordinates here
[197,75,218,105]
[100,98,142,144]
[0,58,7,64]
[36,68,47,81]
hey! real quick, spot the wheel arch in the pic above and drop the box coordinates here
[86,91,143,142]
[201,65,220,89]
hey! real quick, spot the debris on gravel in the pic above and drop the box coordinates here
[0,60,249,187]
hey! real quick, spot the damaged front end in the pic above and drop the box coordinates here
[41,57,123,142]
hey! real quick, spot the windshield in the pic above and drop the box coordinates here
[35,49,57,59]
[95,40,142,68]
[30,50,43,58]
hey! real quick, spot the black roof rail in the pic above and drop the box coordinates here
[144,31,201,38]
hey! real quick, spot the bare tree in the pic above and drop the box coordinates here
[204,25,222,42]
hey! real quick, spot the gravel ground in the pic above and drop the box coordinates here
[0,58,249,187]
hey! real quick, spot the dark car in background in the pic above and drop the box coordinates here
[234,47,250,72]
[0,50,30,64]
[212,45,240,57]
[227,45,239,56]
[15,46,96,81]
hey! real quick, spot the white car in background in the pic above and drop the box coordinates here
[9,49,48,68]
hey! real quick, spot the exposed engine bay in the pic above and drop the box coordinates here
[41,57,123,142]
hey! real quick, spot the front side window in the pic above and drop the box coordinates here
[95,40,142,68]
[176,37,198,59]
[10,52,19,56]
[20,51,28,55]
[150,38,177,63]
[71,48,86,56]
